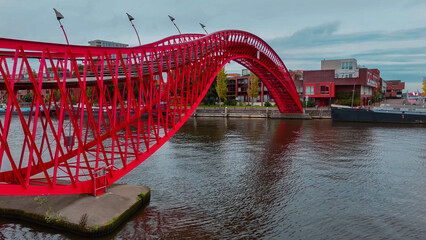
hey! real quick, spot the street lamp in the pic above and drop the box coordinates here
[53,8,69,45]
[199,23,208,34]
[168,15,181,35]
[126,13,141,46]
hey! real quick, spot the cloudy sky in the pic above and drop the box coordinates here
[1,0,425,91]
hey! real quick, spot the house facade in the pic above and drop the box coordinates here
[293,59,381,106]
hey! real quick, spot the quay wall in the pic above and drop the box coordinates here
[192,107,331,119]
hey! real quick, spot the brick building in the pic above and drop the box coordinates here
[226,69,272,105]
[289,70,304,101]
[385,80,405,98]
[0,68,51,104]
[300,59,380,106]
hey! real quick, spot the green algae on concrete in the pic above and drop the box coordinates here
[0,184,150,237]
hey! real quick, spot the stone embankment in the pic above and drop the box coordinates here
[305,109,332,119]
[192,107,331,119]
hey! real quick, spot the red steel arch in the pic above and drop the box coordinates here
[0,30,302,195]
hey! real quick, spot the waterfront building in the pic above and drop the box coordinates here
[226,69,272,105]
[1,88,51,104]
[380,78,387,93]
[88,40,129,61]
[289,70,304,101]
[299,59,380,106]
[0,67,51,103]
[88,40,128,48]
[385,80,405,98]
[321,58,359,78]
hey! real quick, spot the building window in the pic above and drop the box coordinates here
[305,85,314,95]
[320,85,329,95]
[341,62,353,70]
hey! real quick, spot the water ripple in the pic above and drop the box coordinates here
[1,118,426,239]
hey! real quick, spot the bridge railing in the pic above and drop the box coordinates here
[0,30,301,195]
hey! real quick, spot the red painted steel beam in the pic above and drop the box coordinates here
[0,30,302,195]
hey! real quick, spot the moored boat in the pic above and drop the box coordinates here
[0,105,46,115]
[331,104,426,124]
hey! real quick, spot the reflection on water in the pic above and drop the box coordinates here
[1,118,426,239]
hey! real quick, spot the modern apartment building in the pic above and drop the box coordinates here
[300,59,380,106]
[321,58,359,78]
[226,69,272,105]
[88,40,128,48]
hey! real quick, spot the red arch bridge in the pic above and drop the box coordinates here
[0,30,302,195]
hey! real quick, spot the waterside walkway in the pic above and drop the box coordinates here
[193,99,411,119]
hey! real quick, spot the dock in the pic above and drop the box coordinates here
[0,184,150,237]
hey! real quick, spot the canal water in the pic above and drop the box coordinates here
[0,118,425,239]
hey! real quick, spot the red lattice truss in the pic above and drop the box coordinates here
[0,30,302,195]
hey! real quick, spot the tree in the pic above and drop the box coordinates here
[294,71,303,81]
[215,68,227,106]
[21,92,33,103]
[423,80,426,93]
[202,79,218,105]
[373,89,381,103]
[1,93,8,104]
[247,73,259,107]
[53,89,61,102]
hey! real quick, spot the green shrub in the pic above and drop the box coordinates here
[337,98,361,106]
[22,92,33,103]
[264,101,272,107]
[301,101,315,107]
[225,96,236,106]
